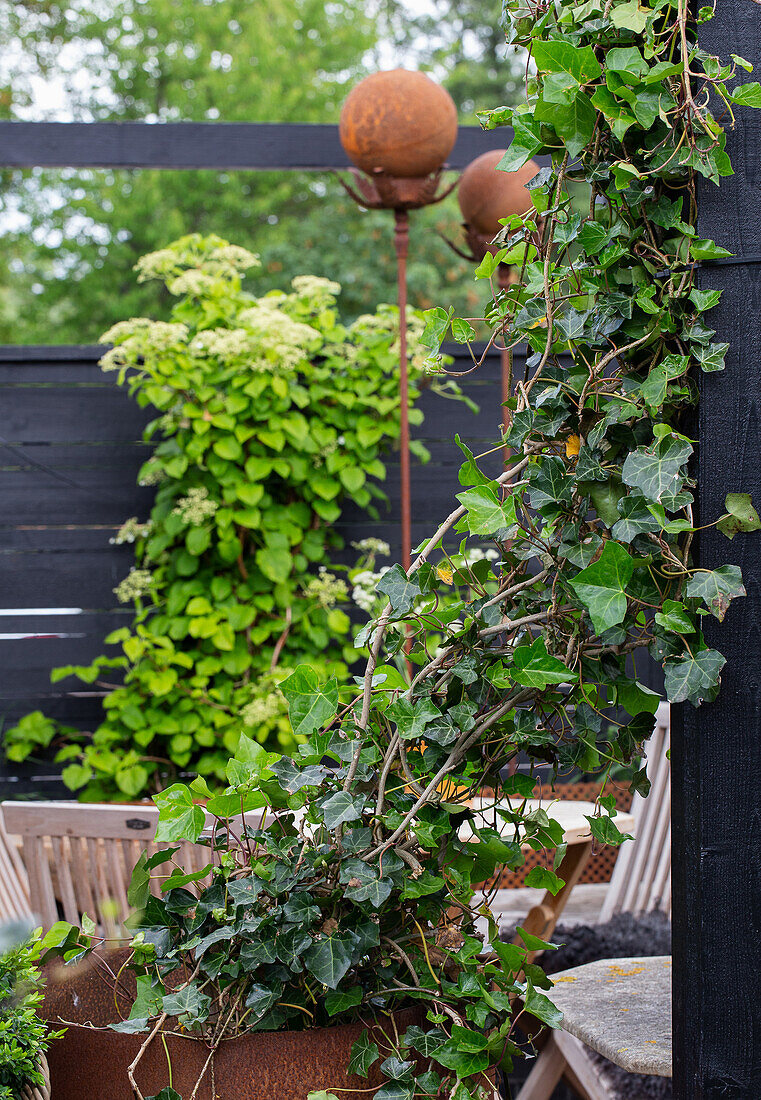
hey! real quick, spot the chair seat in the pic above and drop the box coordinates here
[546,955,672,1078]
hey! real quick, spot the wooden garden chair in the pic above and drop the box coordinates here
[0,801,216,939]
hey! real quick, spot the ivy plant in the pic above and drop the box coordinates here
[39,2,761,1099]
[6,235,461,800]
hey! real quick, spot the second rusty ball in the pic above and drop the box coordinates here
[458,150,539,237]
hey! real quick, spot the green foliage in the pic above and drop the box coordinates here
[6,234,460,798]
[35,2,761,1099]
[0,930,61,1099]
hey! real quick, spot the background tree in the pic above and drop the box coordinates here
[0,0,523,344]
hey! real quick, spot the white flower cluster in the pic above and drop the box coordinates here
[134,236,260,286]
[351,566,391,614]
[138,463,167,487]
[190,328,253,360]
[238,305,322,371]
[168,270,218,297]
[172,486,218,525]
[100,320,189,372]
[290,275,341,307]
[208,244,260,271]
[110,517,152,545]
[462,547,500,564]
[304,566,349,609]
[351,538,390,558]
[348,304,429,372]
[114,568,153,604]
[241,692,284,728]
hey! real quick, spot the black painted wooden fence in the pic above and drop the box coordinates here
[0,342,512,793]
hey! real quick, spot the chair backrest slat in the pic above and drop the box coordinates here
[599,703,671,921]
[0,812,32,923]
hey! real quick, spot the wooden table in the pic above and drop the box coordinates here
[460,798,636,955]
[516,955,672,1099]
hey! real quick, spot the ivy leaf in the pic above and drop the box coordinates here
[690,287,722,312]
[433,1041,490,1076]
[451,317,477,343]
[611,494,662,542]
[162,982,212,1026]
[622,434,692,503]
[728,81,761,107]
[386,697,442,739]
[654,600,696,635]
[111,1016,150,1034]
[663,648,726,705]
[420,306,454,352]
[685,565,746,620]
[570,541,635,633]
[456,482,516,535]
[524,866,564,895]
[281,665,339,737]
[339,858,393,907]
[304,934,354,989]
[537,90,596,158]
[531,39,602,83]
[610,0,650,32]
[695,342,729,372]
[497,117,543,172]
[349,1031,380,1077]
[244,983,281,1021]
[617,679,662,715]
[524,982,563,1029]
[585,815,633,847]
[639,355,689,411]
[320,791,364,830]
[270,758,329,794]
[512,637,573,689]
[717,492,761,539]
[376,563,422,615]
[146,1090,183,1100]
[128,850,151,909]
[375,1085,414,1100]
[690,238,732,261]
[324,986,363,1017]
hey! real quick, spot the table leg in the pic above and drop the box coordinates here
[513,839,594,962]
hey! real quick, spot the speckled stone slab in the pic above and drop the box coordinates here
[548,955,672,1077]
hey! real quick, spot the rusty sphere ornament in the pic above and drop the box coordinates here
[458,150,539,237]
[339,70,458,179]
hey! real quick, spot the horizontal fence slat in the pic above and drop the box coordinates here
[0,121,514,171]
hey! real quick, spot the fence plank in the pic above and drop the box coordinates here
[0,121,513,171]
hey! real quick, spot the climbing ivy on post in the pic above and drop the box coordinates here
[421,0,761,740]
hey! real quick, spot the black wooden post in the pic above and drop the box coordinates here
[671,5,761,1096]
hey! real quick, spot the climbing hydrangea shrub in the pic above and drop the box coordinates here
[6,235,458,800]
